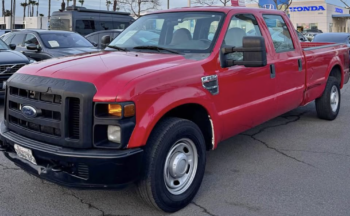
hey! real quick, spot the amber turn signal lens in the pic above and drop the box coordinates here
[124,104,135,117]
[108,104,122,117]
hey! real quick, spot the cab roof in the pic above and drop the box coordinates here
[148,6,286,15]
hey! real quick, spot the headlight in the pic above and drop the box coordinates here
[108,125,121,143]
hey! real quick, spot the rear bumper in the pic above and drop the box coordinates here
[0,121,143,189]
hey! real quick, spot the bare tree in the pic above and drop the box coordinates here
[106,0,112,11]
[2,0,5,27]
[120,0,160,18]
[191,0,230,6]
[340,0,350,9]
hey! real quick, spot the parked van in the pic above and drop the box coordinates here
[50,6,134,36]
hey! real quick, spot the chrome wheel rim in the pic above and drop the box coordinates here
[330,85,339,113]
[164,138,198,195]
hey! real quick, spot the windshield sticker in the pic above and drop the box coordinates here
[48,40,60,48]
[116,30,137,44]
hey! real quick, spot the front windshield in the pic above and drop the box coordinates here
[0,39,9,50]
[40,32,94,49]
[107,12,224,54]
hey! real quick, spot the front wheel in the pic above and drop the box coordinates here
[137,118,206,212]
[316,76,341,120]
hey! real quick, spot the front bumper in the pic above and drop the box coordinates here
[0,122,143,189]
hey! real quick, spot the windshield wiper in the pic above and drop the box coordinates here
[107,45,128,51]
[132,46,181,54]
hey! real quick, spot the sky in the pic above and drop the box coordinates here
[1,0,191,17]
[2,0,350,17]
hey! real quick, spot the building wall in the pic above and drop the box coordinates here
[0,17,48,29]
[247,0,350,33]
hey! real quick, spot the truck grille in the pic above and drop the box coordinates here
[5,73,96,148]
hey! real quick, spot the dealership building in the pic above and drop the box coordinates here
[246,0,350,33]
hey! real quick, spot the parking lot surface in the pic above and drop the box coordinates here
[1,86,350,216]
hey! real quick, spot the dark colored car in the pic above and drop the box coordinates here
[0,38,33,97]
[85,29,123,49]
[296,30,308,42]
[0,29,11,36]
[0,29,98,61]
[312,33,350,46]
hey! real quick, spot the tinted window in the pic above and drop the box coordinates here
[50,19,70,31]
[10,34,25,46]
[263,15,294,53]
[114,22,129,29]
[223,14,262,61]
[24,33,39,46]
[40,33,94,48]
[86,33,99,44]
[1,33,14,44]
[76,20,95,35]
[96,21,114,31]
[0,39,9,49]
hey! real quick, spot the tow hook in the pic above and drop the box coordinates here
[38,165,63,175]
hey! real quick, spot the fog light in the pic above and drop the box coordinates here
[108,125,121,143]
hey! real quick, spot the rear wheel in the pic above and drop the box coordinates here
[137,118,206,212]
[315,76,341,120]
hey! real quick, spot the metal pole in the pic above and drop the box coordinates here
[10,0,13,30]
[188,0,191,7]
[167,0,169,9]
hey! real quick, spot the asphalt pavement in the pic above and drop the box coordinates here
[1,86,350,216]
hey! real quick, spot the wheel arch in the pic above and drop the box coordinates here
[127,87,221,150]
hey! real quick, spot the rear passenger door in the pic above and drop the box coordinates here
[262,14,306,115]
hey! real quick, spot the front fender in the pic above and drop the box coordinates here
[127,87,221,149]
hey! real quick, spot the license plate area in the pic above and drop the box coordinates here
[14,144,37,165]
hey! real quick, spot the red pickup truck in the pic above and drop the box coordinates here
[0,7,349,212]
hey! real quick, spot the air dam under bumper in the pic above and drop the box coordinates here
[0,121,144,189]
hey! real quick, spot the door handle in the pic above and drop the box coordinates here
[270,64,275,79]
[298,59,302,71]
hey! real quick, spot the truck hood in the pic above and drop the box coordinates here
[18,51,193,98]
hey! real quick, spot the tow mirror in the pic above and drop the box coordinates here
[101,35,111,48]
[9,44,16,50]
[221,36,267,68]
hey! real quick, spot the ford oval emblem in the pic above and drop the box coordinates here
[22,105,37,118]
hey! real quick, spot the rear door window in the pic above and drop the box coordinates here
[263,14,294,53]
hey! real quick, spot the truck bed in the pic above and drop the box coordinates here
[301,42,349,104]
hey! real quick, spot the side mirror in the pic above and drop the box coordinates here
[222,36,267,68]
[9,44,16,50]
[27,44,41,52]
[101,35,111,47]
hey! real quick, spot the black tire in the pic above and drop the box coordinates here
[137,117,206,212]
[315,76,341,120]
